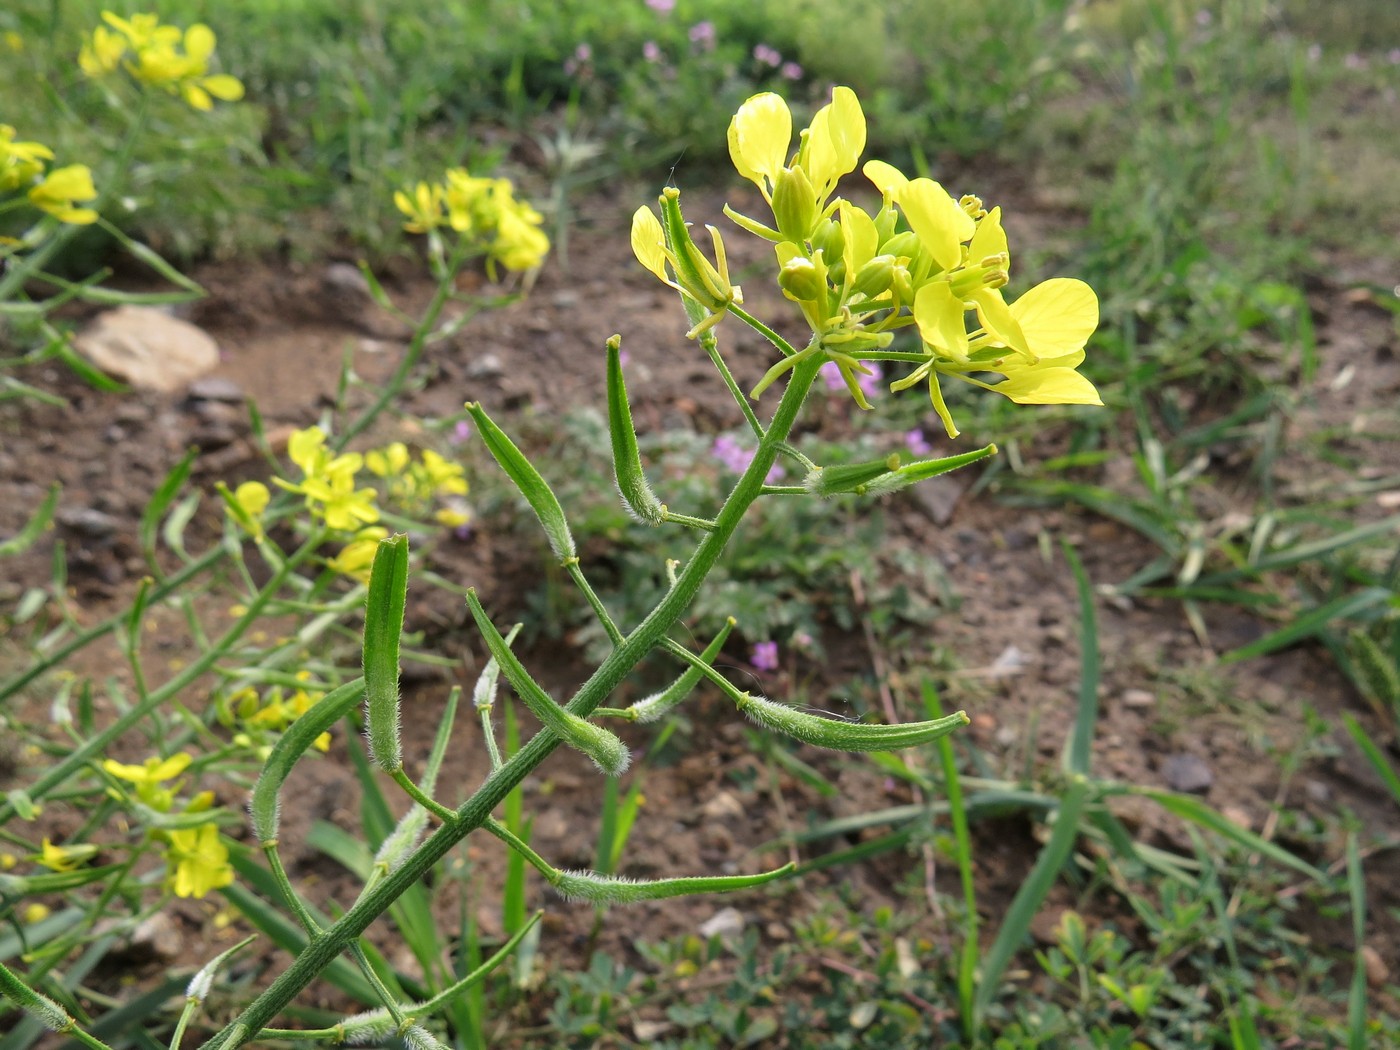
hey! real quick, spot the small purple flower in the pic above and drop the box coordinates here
[1194,9,1212,27]
[642,40,662,63]
[646,0,675,13]
[751,640,779,671]
[454,521,474,541]
[1344,52,1368,70]
[1306,43,1322,63]
[753,44,781,67]
[1389,48,1400,65]
[820,360,846,392]
[564,42,592,76]
[792,630,814,651]
[712,434,785,482]
[452,420,473,444]
[618,348,632,366]
[857,363,883,400]
[780,61,803,81]
[904,429,932,457]
[689,21,716,50]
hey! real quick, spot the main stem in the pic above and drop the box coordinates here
[202,352,824,1048]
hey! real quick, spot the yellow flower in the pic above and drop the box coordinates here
[23,903,51,924]
[0,125,54,191]
[300,469,380,531]
[79,25,127,77]
[165,824,234,899]
[434,506,472,528]
[327,526,389,580]
[365,442,410,478]
[27,164,99,225]
[417,449,468,496]
[231,480,269,539]
[103,751,192,812]
[394,181,444,234]
[493,202,550,272]
[34,838,98,872]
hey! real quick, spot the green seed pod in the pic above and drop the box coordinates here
[803,454,902,498]
[553,862,794,906]
[466,402,575,563]
[0,960,72,1032]
[249,678,364,843]
[363,534,409,773]
[1350,630,1400,708]
[738,693,969,751]
[466,590,631,775]
[338,1009,395,1044]
[606,336,665,526]
[629,618,736,722]
[771,166,817,244]
[862,443,998,497]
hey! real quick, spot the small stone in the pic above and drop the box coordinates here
[632,1020,672,1041]
[1161,753,1213,794]
[57,507,121,539]
[994,726,1018,748]
[1221,806,1253,830]
[911,476,969,525]
[129,912,182,961]
[1300,779,1331,805]
[698,906,744,946]
[466,353,504,380]
[1121,689,1156,709]
[74,306,220,393]
[187,376,245,403]
[1363,945,1390,988]
[322,261,372,300]
[765,921,789,941]
[701,790,744,821]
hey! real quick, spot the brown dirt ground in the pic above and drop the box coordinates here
[1,181,1398,1041]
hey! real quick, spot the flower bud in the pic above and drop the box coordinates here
[803,453,901,498]
[810,217,844,260]
[771,165,817,244]
[880,230,920,259]
[851,254,896,298]
[873,204,899,243]
[778,255,827,304]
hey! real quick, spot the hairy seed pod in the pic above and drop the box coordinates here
[737,693,969,752]
[553,862,794,906]
[606,336,666,526]
[466,402,575,563]
[363,534,409,773]
[629,618,736,722]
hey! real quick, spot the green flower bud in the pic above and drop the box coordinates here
[778,255,827,304]
[810,217,844,261]
[873,204,899,243]
[771,165,817,244]
[891,263,914,304]
[851,254,896,298]
[880,230,920,259]
[804,453,902,498]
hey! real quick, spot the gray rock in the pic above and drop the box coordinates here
[465,353,504,380]
[187,376,245,403]
[57,507,121,539]
[1161,752,1213,794]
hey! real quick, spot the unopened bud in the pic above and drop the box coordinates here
[778,256,827,303]
[851,254,896,298]
[810,217,844,261]
[891,263,914,303]
[880,230,920,259]
[873,204,899,243]
[771,166,817,244]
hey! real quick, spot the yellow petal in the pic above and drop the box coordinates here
[184,24,215,63]
[201,74,244,101]
[34,164,96,202]
[182,83,213,111]
[913,281,969,359]
[728,92,791,189]
[862,159,908,199]
[839,200,879,279]
[899,179,974,272]
[992,367,1102,406]
[1008,278,1099,356]
[804,86,865,195]
[970,289,1029,357]
[967,205,1007,267]
[630,206,670,283]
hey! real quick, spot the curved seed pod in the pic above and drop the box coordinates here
[629,618,736,722]
[738,693,968,751]
[466,402,575,563]
[0,959,72,1031]
[862,443,997,496]
[466,590,630,775]
[606,336,666,526]
[803,454,902,498]
[249,678,364,843]
[363,534,409,773]
[553,862,795,906]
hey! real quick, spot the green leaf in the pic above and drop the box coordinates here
[1136,788,1326,880]
[1220,588,1393,664]
[0,484,59,557]
[140,447,197,574]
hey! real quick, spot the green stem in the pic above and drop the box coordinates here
[485,818,559,883]
[0,532,324,824]
[660,511,716,531]
[564,558,623,646]
[390,770,456,824]
[199,353,825,1049]
[699,329,765,440]
[731,304,798,358]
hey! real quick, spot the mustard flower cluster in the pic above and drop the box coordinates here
[98,751,233,899]
[79,11,245,111]
[230,427,471,579]
[0,125,98,226]
[633,88,1100,437]
[218,672,332,758]
[394,168,550,272]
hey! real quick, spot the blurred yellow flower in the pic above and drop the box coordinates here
[0,125,54,191]
[81,13,244,111]
[34,838,98,872]
[28,164,99,225]
[166,824,234,898]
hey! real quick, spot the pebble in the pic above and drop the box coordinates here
[1363,945,1390,988]
[57,507,120,539]
[701,790,745,821]
[129,912,182,961]
[187,376,245,403]
[1303,779,1331,804]
[1121,689,1156,709]
[697,906,744,945]
[466,353,505,380]
[1161,752,1214,794]
[74,306,220,393]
